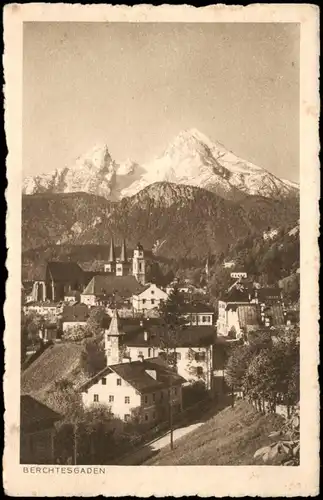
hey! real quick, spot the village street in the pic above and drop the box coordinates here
[117,421,205,465]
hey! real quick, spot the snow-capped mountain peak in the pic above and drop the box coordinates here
[23,128,299,201]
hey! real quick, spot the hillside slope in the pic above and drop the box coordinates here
[144,400,283,466]
[22,183,299,263]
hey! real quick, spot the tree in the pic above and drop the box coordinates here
[21,310,43,363]
[158,286,187,449]
[86,306,106,336]
[80,336,106,377]
[254,405,300,465]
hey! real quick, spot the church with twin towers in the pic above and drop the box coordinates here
[104,239,146,286]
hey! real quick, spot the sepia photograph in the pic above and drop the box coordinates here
[3,3,320,497]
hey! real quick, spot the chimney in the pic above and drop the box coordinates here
[145,369,157,380]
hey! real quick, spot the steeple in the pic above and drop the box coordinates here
[120,239,127,263]
[108,239,116,263]
[107,308,122,336]
[104,309,124,366]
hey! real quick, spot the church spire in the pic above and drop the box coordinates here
[120,239,127,263]
[108,238,116,263]
[107,308,122,336]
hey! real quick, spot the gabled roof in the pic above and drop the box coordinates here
[47,261,84,283]
[82,275,146,298]
[79,357,186,394]
[62,304,90,322]
[123,324,215,348]
[20,395,62,432]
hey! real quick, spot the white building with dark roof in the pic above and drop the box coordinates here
[102,310,215,390]
[79,355,185,424]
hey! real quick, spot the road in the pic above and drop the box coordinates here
[117,421,205,465]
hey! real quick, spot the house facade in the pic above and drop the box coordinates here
[80,274,145,308]
[103,311,215,390]
[80,357,185,424]
[61,304,90,333]
[132,284,169,314]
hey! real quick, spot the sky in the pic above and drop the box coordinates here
[23,22,300,182]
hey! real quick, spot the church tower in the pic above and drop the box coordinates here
[104,309,124,366]
[132,242,146,285]
[116,239,130,277]
[104,239,116,274]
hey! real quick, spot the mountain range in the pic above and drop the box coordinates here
[23,129,299,202]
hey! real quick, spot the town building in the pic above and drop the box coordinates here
[20,395,62,464]
[230,271,248,280]
[29,262,86,302]
[23,301,64,321]
[61,304,90,333]
[79,356,185,424]
[181,302,215,326]
[80,275,146,307]
[132,283,169,314]
[104,240,146,285]
[103,311,215,390]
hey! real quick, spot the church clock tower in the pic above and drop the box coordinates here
[132,242,146,285]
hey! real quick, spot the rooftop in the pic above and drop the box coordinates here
[79,357,186,394]
[62,304,90,322]
[82,275,146,298]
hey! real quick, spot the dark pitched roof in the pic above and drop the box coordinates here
[79,357,186,394]
[220,288,250,303]
[82,275,146,298]
[20,395,62,433]
[62,304,90,322]
[237,305,260,329]
[47,261,84,283]
[123,324,216,348]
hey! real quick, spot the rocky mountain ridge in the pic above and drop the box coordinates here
[23,129,299,202]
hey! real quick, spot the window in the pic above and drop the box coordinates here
[142,299,146,304]
[144,395,148,404]
[125,396,130,404]
[148,348,152,357]
[138,350,143,357]
[145,414,149,421]
[102,378,107,385]
[117,378,122,386]
[202,316,206,323]
[173,387,177,396]
[124,414,130,422]
[152,393,156,402]
[151,299,155,305]
[109,395,114,403]
[152,412,156,420]
[93,394,99,402]
[160,391,164,400]
[196,366,204,376]
[151,290,155,295]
